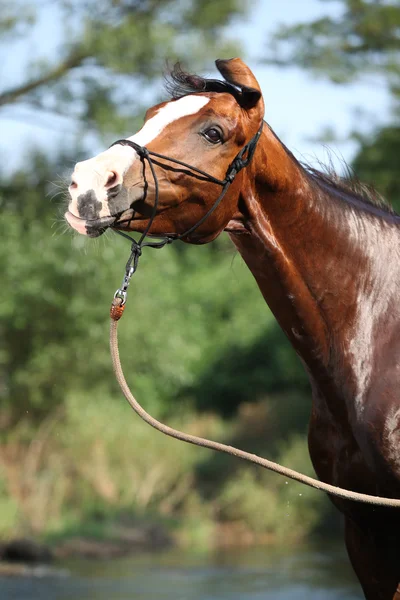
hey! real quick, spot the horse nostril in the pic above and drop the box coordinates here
[70,178,78,190]
[105,171,119,189]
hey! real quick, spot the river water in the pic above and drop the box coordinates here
[1,540,362,599]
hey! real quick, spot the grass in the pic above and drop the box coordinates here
[0,390,337,549]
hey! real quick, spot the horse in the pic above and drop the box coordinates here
[65,58,400,599]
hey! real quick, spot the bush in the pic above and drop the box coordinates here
[215,435,331,543]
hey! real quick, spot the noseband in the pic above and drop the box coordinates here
[110,123,263,304]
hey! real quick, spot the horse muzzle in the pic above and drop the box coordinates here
[64,211,116,237]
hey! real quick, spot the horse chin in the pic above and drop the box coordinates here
[64,210,116,237]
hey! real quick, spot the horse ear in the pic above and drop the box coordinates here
[215,58,264,114]
[239,86,262,110]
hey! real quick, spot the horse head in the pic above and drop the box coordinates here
[65,58,264,243]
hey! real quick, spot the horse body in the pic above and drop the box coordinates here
[66,58,400,599]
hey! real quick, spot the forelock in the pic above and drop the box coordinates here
[164,63,243,103]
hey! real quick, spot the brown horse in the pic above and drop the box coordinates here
[65,58,400,599]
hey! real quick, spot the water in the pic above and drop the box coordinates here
[1,541,362,599]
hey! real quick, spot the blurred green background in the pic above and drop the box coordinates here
[0,0,399,551]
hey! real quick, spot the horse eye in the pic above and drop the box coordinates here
[203,128,222,144]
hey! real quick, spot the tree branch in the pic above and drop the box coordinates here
[0,50,88,107]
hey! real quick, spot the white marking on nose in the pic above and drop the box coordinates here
[68,95,210,220]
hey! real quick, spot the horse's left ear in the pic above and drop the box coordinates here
[215,58,264,116]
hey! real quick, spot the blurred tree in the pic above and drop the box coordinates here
[0,0,250,139]
[0,0,260,423]
[266,0,400,96]
[0,150,278,423]
[183,323,309,418]
[266,0,400,208]
[352,125,400,208]
[0,148,309,425]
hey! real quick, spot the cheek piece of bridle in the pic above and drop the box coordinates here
[107,124,400,508]
[109,123,263,307]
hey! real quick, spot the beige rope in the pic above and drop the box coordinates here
[110,315,400,507]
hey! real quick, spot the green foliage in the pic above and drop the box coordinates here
[0,151,309,424]
[0,1,35,37]
[0,475,20,538]
[0,390,208,535]
[216,435,331,542]
[185,325,309,416]
[266,0,400,210]
[266,0,400,94]
[0,390,330,544]
[0,0,247,140]
[352,125,400,210]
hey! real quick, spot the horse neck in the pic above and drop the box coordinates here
[229,124,400,402]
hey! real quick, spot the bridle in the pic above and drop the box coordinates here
[109,123,263,305]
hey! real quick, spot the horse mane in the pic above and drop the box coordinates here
[165,66,394,216]
[304,162,395,215]
[266,123,396,217]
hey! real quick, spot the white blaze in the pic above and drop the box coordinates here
[127,94,210,146]
[68,95,210,220]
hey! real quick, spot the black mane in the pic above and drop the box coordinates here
[266,123,395,216]
[165,63,243,103]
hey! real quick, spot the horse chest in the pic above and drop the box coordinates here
[309,377,400,510]
[308,399,365,490]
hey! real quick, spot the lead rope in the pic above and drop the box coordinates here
[109,305,400,507]
[107,125,400,508]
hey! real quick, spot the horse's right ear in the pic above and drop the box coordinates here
[215,58,264,118]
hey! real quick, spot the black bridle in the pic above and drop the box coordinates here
[110,123,263,304]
